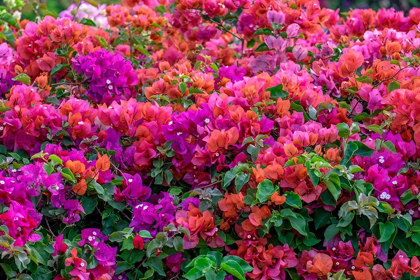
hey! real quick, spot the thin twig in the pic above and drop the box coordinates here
[45,218,56,238]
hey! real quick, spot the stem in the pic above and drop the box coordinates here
[45,218,56,238]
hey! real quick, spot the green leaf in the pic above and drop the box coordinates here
[314,208,332,230]
[94,35,108,48]
[365,125,382,135]
[184,267,203,280]
[325,224,340,243]
[287,213,308,236]
[247,144,259,161]
[256,180,275,203]
[81,196,98,215]
[336,123,350,139]
[134,45,150,57]
[337,211,355,227]
[254,28,272,35]
[43,163,54,175]
[139,230,153,239]
[0,11,19,28]
[381,140,397,153]
[221,260,245,280]
[0,263,16,278]
[290,102,310,121]
[235,172,250,193]
[145,257,165,276]
[50,64,70,77]
[80,18,96,26]
[179,82,187,94]
[355,75,373,84]
[223,170,235,189]
[340,141,375,166]
[284,191,302,209]
[0,225,9,235]
[209,63,219,74]
[48,154,63,165]
[60,167,76,183]
[378,221,395,243]
[255,43,270,52]
[412,232,420,246]
[12,74,31,85]
[305,161,319,187]
[388,81,400,92]
[222,256,253,273]
[173,236,183,251]
[266,84,288,100]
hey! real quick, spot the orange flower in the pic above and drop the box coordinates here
[276,99,291,116]
[324,148,341,163]
[385,41,402,55]
[65,160,86,175]
[338,50,364,77]
[352,269,373,280]
[271,192,286,205]
[354,251,374,269]
[73,179,87,195]
[96,153,110,172]
[306,253,333,276]
[284,143,299,157]
[207,127,239,153]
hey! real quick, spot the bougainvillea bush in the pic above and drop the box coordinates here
[3,0,420,279]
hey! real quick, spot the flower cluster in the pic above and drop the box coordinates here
[1,0,420,279]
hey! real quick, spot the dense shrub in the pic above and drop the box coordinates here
[2,0,420,279]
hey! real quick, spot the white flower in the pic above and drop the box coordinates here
[78,121,84,125]
[0,180,4,185]
[0,127,3,131]
[204,118,210,124]
[332,247,336,251]
[128,179,133,183]
[169,121,173,125]
[247,235,251,238]
[80,263,85,267]
[177,132,182,136]
[88,236,93,241]
[380,192,388,200]
[409,210,415,215]
[392,180,397,185]
[106,79,111,84]
[92,231,97,236]
[108,85,113,90]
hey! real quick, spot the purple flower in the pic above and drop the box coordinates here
[78,228,108,248]
[94,242,117,266]
[72,49,138,104]
[114,173,151,207]
[218,65,246,83]
[267,10,285,25]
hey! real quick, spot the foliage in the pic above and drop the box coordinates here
[2,0,420,279]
